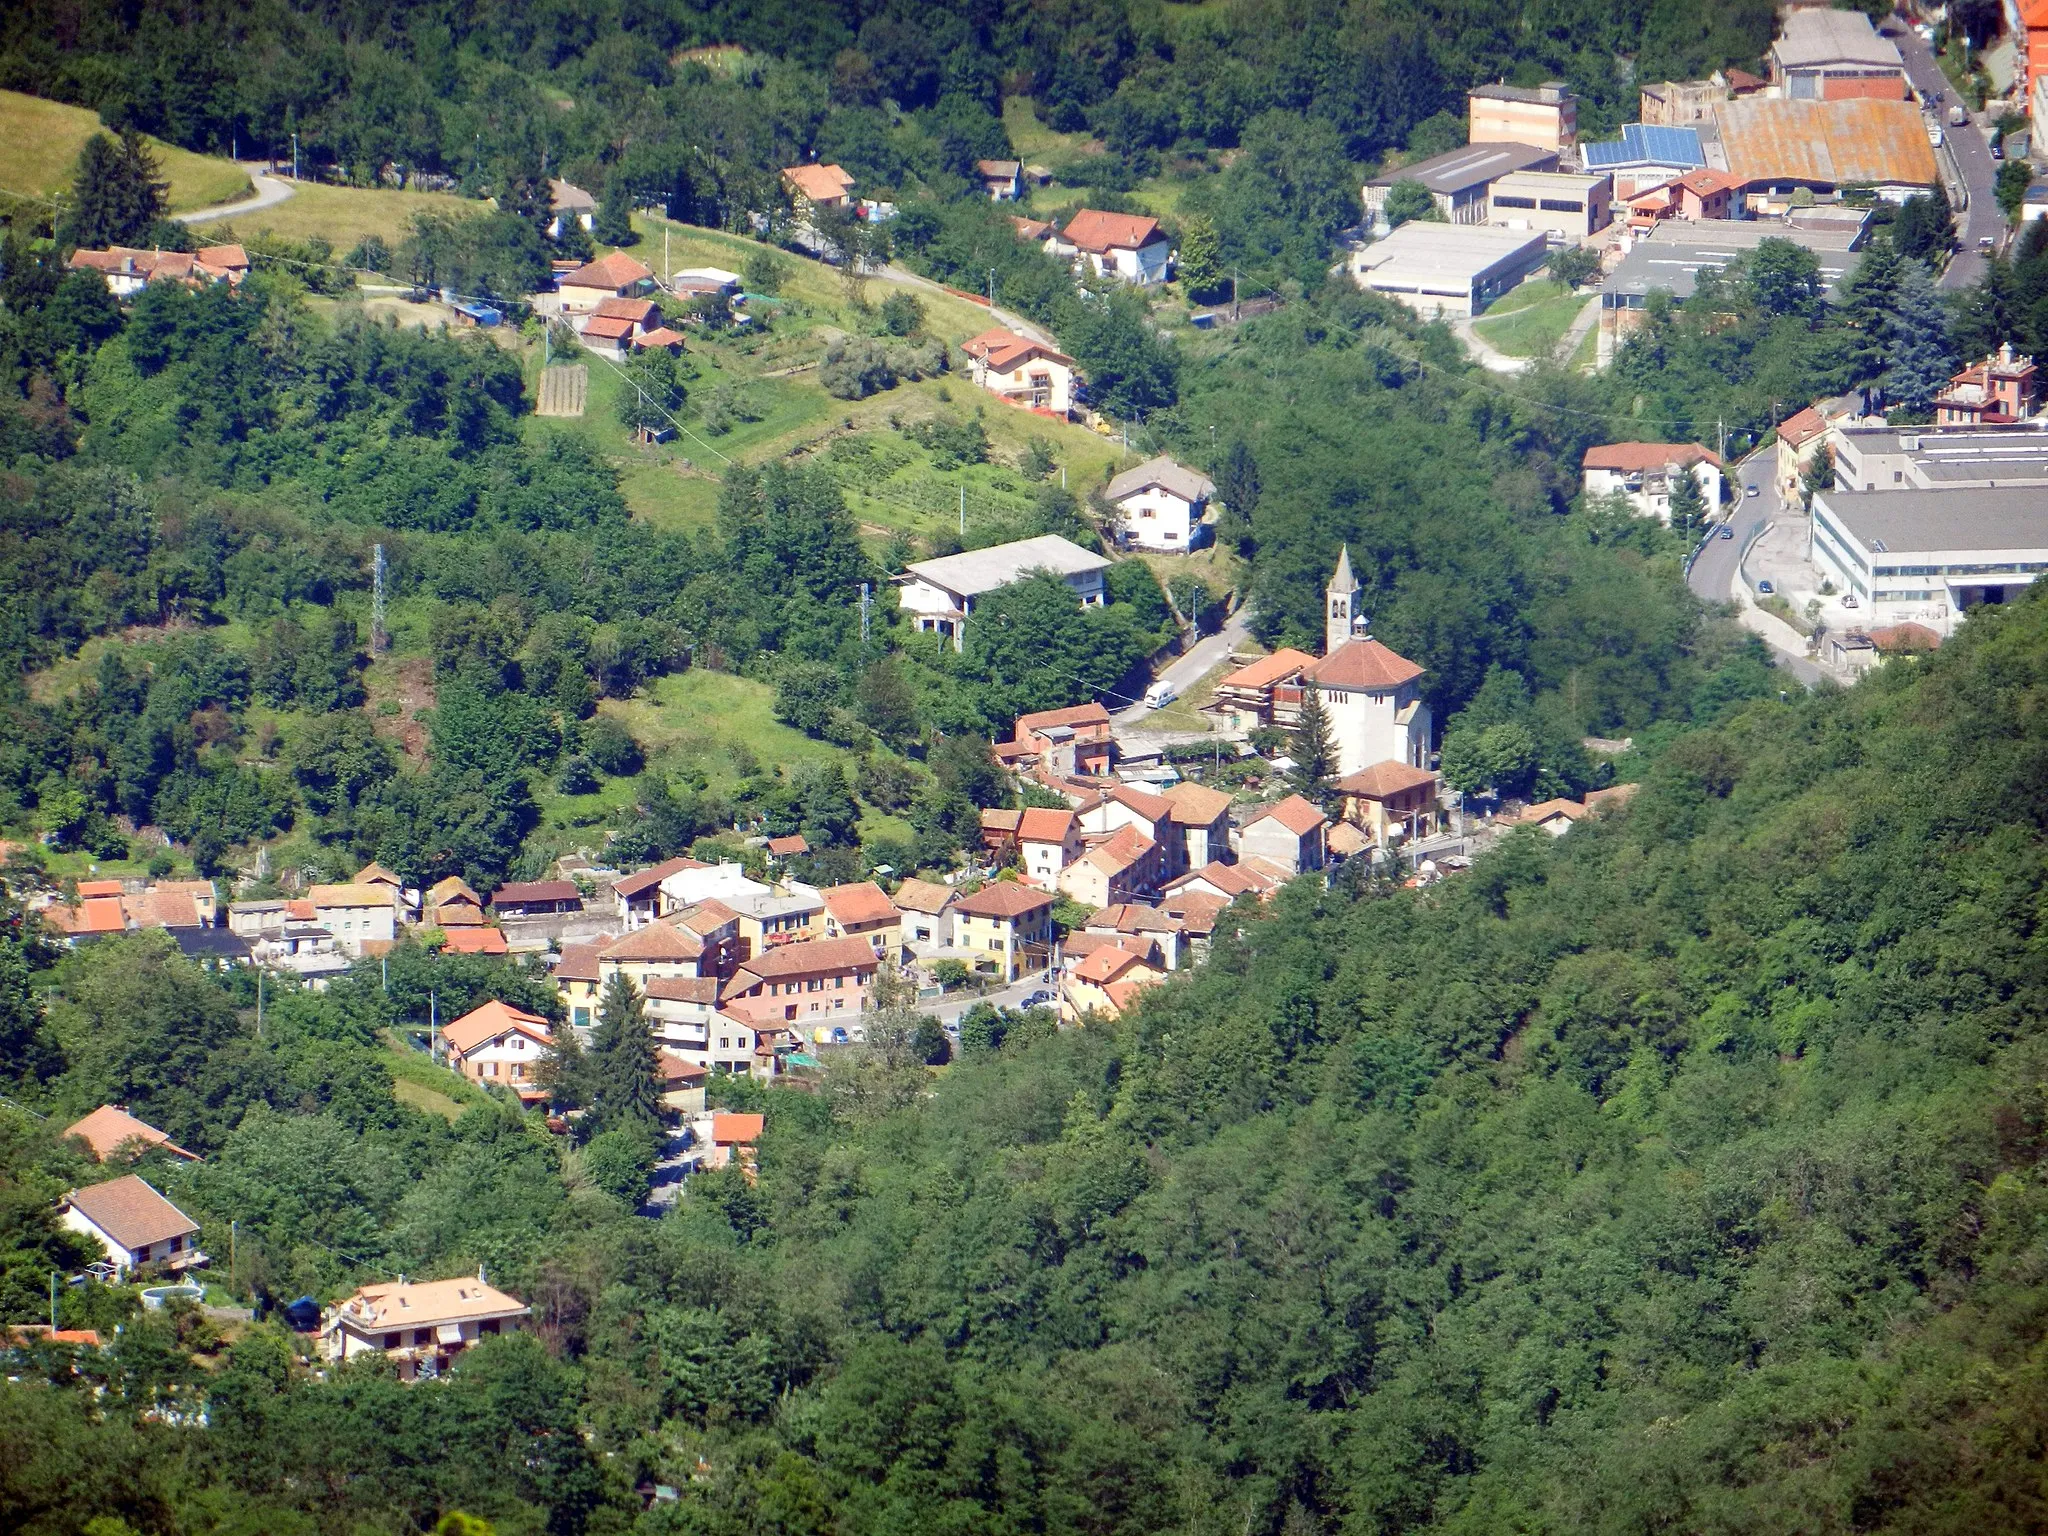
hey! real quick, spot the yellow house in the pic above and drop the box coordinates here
[950,882,1056,982]
[820,881,902,960]
[553,940,609,1029]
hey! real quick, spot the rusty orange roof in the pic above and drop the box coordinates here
[1308,638,1425,690]
[963,327,1074,372]
[822,881,898,927]
[712,1112,764,1144]
[1017,807,1077,843]
[1334,761,1439,798]
[953,882,1055,919]
[559,250,654,290]
[439,926,508,955]
[441,999,551,1057]
[63,1106,199,1163]
[1247,794,1328,837]
[1716,98,1938,190]
[1778,406,1829,449]
[1218,648,1316,692]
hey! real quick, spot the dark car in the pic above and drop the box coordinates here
[1757,579,1775,595]
[1023,990,1054,1008]
[1719,525,1734,539]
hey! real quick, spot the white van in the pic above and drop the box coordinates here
[1144,679,1178,709]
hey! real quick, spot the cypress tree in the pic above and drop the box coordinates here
[1666,462,1707,536]
[1883,259,1956,416]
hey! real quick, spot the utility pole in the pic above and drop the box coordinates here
[860,583,872,648]
[1717,416,1727,470]
[291,131,299,182]
[988,267,996,307]
[229,1219,237,1295]
[1232,269,1240,322]
[49,1270,58,1331]
[381,954,388,993]
[959,484,966,537]
[255,969,263,1039]
[430,990,438,1058]
[371,543,388,653]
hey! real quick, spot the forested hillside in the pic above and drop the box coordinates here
[8,549,2048,1536]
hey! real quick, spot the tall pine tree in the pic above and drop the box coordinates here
[1883,259,1956,416]
[585,971,661,1131]
[1665,462,1707,536]
[1290,686,1339,791]
[62,130,168,248]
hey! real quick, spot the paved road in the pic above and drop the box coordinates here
[1886,22,2004,289]
[875,262,1058,346]
[1687,454,1829,687]
[176,163,298,225]
[1113,605,1254,725]
[1687,454,1772,604]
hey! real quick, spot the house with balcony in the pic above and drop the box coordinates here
[60,1175,204,1279]
[322,1273,530,1381]
[441,1000,553,1104]
[951,882,1056,981]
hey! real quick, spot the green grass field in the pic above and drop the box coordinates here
[1473,279,1593,359]
[604,670,848,789]
[212,180,481,257]
[0,89,251,213]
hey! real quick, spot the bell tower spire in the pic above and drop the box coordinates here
[1326,545,1358,655]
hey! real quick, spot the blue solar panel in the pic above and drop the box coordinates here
[1583,123,1705,170]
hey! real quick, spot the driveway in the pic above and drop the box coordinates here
[1113,605,1253,726]
[176,164,298,226]
[1886,22,2005,289]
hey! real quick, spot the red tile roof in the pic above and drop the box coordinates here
[1073,944,1156,984]
[560,251,654,290]
[766,834,809,855]
[645,975,720,1004]
[1104,783,1173,821]
[635,326,687,349]
[553,941,610,984]
[441,999,552,1057]
[600,922,705,963]
[1308,638,1425,690]
[712,1112,764,1144]
[953,882,1056,919]
[591,296,660,323]
[1016,701,1113,734]
[1017,807,1077,843]
[76,880,125,898]
[1218,648,1317,692]
[963,327,1074,372]
[63,1106,199,1163]
[1582,441,1720,473]
[582,314,638,340]
[782,163,856,202]
[65,1175,199,1251]
[1063,208,1165,253]
[1333,761,1439,797]
[1246,794,1328,837]
[732,935,879,982]
[45,897,127,936]
[439,926,509,955]
[657,1049,708,1086]
[614,856,706,900]
[822,881,898,927]
[1162,781,1234,825]
[1777,405,1829,449]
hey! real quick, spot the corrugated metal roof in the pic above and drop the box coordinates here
[1716,98,1938,189]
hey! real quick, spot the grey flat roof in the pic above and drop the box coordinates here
[1821,487,2048,553]
[904,534,1110,597]
[1771,9,1901,69]
[1367,142,1559,195]
[1356,223,1549,287]
[1602,224,1861,302]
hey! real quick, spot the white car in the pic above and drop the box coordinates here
[1745,484,1760,497]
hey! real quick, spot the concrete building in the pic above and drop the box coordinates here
[897,535,1109,650]
[1350,223,1550,318]
[1768,8,1907,100]
[1105,455,1214,551]
[1831,423,2048,492]
[1488,169,1612,241]
[1466,82,1577,151]
[1581,124,1706,199]
[1333,762,1442,851]
[1363,142,1560,227]
[1060,209,1172,285]
[1598,221,1865,363]
[950,883,1056,981]
[1809,487,2048,637]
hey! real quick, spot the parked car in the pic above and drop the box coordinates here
[1143,679,1178,709]
[1719,525,1735,539]
[1757,579,1775,594]
[1022,990,1053,1008]
[1746,483,1760,497]
[1842,594,1860,608]
[1991,138,2005,160]
[1950,103,1969,126]
[1980,235,1996,251]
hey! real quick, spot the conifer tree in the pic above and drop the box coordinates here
[1882,259,1955,416]
[595,173,636,247]
[1801,442,1835,510]
[586,971,660,1131]
[1290,686,1339,790]
[1666,461,1707,536]
[62,130,168,249]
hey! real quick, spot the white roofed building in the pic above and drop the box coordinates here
[897,535,1110,650]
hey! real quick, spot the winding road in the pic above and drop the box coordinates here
[1886,21,2006,289]
[175,163,298,226]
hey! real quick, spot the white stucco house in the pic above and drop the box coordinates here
[1061,209,1172,286]
[962,328,1081,416]
[60,1175,204,1279]
[1581,443,1723,524]
[1105,456,1215,552]
[896,535,1110,650]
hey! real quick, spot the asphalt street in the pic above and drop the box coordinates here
[1113,605,1253,725]
[1686,455,1828,688]
[1885,21,2006,290]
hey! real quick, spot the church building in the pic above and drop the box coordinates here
[1307,548,1433,778]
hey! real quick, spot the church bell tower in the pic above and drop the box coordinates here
[1326,545,1359,655]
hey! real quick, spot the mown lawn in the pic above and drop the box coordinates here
[1473,279,1593,359]
[0,89,249,212]
[603,670,847,790]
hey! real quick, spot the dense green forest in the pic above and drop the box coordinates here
[8,568,2048,1536]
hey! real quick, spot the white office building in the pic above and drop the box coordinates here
[1350,223,1550,318]
[1809,487,2048,637]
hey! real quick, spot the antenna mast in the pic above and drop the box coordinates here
[371,543,389,653]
